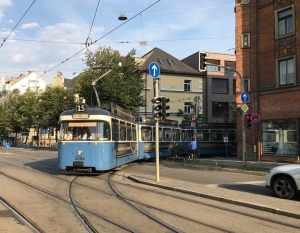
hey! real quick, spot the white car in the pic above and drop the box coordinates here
[266,164,300,199]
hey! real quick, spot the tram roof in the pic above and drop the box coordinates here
[60,108,111,116]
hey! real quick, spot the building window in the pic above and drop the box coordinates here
[184,80,191,92]
[158,58,165,65]
[207,59,220,71]
[212,102,228,118]
[225,61,236,72]
[184,102,191,114]
[241,33,250,48]
[262,119,297,155]
[233,79,249,93]
[168,59,174,65]
[279,58,294,85]
[212,78,228,94]
[278,8,293,37]
[241,0,249,4]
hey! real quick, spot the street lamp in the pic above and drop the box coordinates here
[118,12,127,20]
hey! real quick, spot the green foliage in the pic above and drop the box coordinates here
[1,86,75,140]
[221,104,236,123]
[77,47,145,112]
[176,102,207,124]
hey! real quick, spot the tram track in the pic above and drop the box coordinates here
[0,197,43,233]
[2,153,300,232]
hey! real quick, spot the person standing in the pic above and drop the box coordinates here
[189,136,198,160]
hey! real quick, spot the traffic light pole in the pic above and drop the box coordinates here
[206,63,247,167]
[154,79,160,181]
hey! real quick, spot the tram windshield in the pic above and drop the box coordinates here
[60,121,110,141]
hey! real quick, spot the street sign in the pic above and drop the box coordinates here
[251,113,260,122]
[148,62,160,79]
[224,137,228,143]
[241,104,249,113]
[241,92,249,103]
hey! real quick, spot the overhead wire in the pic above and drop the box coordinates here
[0,0,37,49]
[42,0,161,76]
[85,0,101,46]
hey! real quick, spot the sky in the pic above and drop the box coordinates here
[0,0,235,84]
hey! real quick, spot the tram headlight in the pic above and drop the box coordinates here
[77,150,83,156]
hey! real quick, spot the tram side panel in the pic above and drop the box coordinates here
[58,141,118,172]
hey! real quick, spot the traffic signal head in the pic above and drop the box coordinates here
[200,52,207,71]
[152,97,163,121]
[161,97,170,120]
[245,113,252,130]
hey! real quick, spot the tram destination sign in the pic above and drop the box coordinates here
[72,113,89,119]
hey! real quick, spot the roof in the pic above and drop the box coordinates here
[63,72,84,88]
[139,48,204,76]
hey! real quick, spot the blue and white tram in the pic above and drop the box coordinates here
[180,123,237,156]
[58,103,138,173]
[137,119,181,159]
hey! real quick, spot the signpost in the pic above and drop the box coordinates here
[149,62,161,181]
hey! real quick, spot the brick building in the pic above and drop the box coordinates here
[235,0,300,162]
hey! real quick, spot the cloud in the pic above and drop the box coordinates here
[0,0,11,23]
[20,22,39,30]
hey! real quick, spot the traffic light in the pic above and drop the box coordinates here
[152,97,163,121]
[200,52,207,71]
[161,97,170,120]
[245,114,252,130]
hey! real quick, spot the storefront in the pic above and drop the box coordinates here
[261,119,299,162]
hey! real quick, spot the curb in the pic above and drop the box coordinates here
[161,161,268,177]
[127,175,300,220]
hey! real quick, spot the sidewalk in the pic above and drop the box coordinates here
[126,158,300,220]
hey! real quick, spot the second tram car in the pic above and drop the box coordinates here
[178,123,237,157]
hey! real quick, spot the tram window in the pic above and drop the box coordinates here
[202,130,210,141]
[112,119,119,141]
[142,127,152,141]
[209,130,223,141]
[181,131,186,141]
[127,123,132,141]
[120,121,126,141]
[186,130,193,141]
[159,128,163,140]
[132,125,136,140]
[98,122,110,140]
[173,129,180,141]
[61,122,98,140]
[163,128,172,141]
[227,130,236,141]
[196,131,204,141]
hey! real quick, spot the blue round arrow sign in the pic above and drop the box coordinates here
[241,92,249,103]
[148,62,160,79]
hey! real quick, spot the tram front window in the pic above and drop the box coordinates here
[60,121,110,141]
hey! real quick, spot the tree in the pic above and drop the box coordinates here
[38,86,75,141]
[176,102,207,125]
[77,47,144,112]
[0,103,9,136]
[221,104,236,123]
